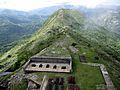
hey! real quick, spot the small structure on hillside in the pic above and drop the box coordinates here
[23,56,72,73]
[79,54,87,62]
[67,76,80,90]
[46,77,64,90]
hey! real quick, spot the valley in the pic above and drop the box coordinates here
[0,9,47,53]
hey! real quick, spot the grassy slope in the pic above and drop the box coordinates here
[71,54,106,90]
[0,9,120,89]
[0,14,47,53]
[7,33,106,90]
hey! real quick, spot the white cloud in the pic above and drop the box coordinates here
[0,0,119,11]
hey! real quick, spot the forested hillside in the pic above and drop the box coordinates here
[0,9,47,53]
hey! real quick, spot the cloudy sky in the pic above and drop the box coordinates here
[0,0,119,11]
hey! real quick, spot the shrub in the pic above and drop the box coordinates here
[71,43,77,47]
[94,56,99,60]
[7,55,12,58]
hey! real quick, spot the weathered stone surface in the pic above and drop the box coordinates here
[23,56,72,73]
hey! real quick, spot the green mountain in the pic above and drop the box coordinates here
[0,9,120,90]
[0,10,47,53]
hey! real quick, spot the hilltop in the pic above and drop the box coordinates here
[0,9,120,90]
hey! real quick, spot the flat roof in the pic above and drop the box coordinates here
[23,56,72,73]
[30,56,71,64]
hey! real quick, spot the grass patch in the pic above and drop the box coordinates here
[71,53,106,90]
[13,80,27,90]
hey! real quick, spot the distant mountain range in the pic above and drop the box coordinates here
[0,4,120,53]
[0,9,48,53]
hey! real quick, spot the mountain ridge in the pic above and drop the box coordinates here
[0,9,120,90]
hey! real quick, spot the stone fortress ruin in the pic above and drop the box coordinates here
[23,56,72,73]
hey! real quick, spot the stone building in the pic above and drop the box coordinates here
[23,56,72,73]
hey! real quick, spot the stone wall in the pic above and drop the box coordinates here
[23,56,72,73]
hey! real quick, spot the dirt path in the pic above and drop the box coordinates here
[40,75,48,90]
[69,46,79,53]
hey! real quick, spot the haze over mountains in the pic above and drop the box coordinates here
[0,9,48,53]
[0,4,120,90]
[0,4,120,53]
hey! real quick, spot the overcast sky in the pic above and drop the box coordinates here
[0,0,120,11]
